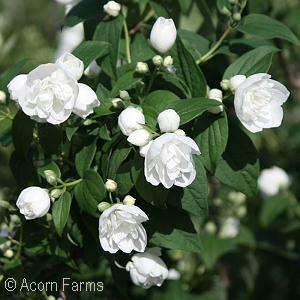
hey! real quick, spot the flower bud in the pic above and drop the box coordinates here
[50,188,64,200]
[105,179,118,192]
[236,206,247,218]
[83,119,95,126]
[157,109,180,132]
[221,6,231,16]
[139,140,153,157]
[228,75,246,91]
[127,129,151,147]
[0,90,6,104]
[112,98,124,109]
[207,88,223,114]
[220,79,229,90]
[123,195,136,205]
[118,106,145,136]
[233,12,241,22]
[44,170,58,186]
[152,55,163,67]
[84,60,101,78]
[98,201,111,212]
[204,221,217,234]
[103,1,121,17]
[136,62,149,74]
[163,56,173,67]
[173,129,186,136]
[150,17,177,53]
[119,90,131,101]
[4,249,14,259]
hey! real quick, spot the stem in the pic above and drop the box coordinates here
[123,18,131,64]
[53,178,83,190]
[197,26,232,64]
[145,68,158,96]
[0,109,13,120]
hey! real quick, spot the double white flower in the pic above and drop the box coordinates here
[233,73,289,133]
[98,204,148,254]
[8,52,100,125]
[17,187,51,220]
[126,247,169,289]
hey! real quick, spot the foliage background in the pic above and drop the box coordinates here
[1,0,300,299]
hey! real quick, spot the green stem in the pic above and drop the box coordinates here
[197,26,232,64]
[0,109,13,120]
[53,178,83,190]
[123,18,131,64]
[145,68,158,96]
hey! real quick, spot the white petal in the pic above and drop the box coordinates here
[7,74,28,101]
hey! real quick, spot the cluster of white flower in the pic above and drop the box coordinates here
[118,106,200,189]
[7,52,100,125]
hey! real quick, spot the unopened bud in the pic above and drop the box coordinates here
[105,179,118,192]
[44,170,58,186]
[173,129,186,136]
[204,221,217,234]
[4,249,14,258]
[119,90,131,101]
[112,98,124,109]
[221,6,231,16]
[83,119,95,126]
[163,55,173,67]
[98,201,111,212]
[47,296,56,300]
[228,75,246,91]
[0,90,6,104]
[50,188,64,200]
[139,140,153,157]
[152,55,163,67]
[136,62,149,74]
[233,12,241,22]
[123,195,136,205]
[236,206,247,218]
[127,129,151,147]
[207,89,223,114]
[220,79,229,90]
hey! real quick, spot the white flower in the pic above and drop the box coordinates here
[219,217,239,238]
[126,247,169,289]
[55,0,78,5]
[72,83,99,118]
[7,60,99,124]
[228,75,246,91]
[157,109,180,132]
[145,133,200,188]
[258,166,290,197]
[55,52,84,81]
[234,73,290,133]
[118,106,145,136]
[98,204,148,253]
[207,88,223,114]
[150,17,177,53]
[103,1,121,17]
[127,129,151,147]
[16,187,51,220]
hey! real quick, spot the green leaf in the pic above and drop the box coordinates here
[0,58,31,91]
[170,37,207,97]
[259,192,292,227]
[93,15,123,80]
[107,144,132,180]
[138,0,149,14]
[178,0,193,14]
[223,46,279,79]
[215,123,259,198]
[163,97,222,125]
[145,205,202,252]
[110,69,143,97]
[74,170,105,217]
[115,161,134,196]
[238,14,300,45]
[37,123,63,155]
[64,0,105,27]
[167,156,208,217]
[75,139,97,178]
[143,90,180,112]
[72,41,109,69]
[149,1,169,18]
[130,33,156,63]
[194,111,228,174]
[52,191,72,236]
[38,161,61,179]
[12,111,34,156]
